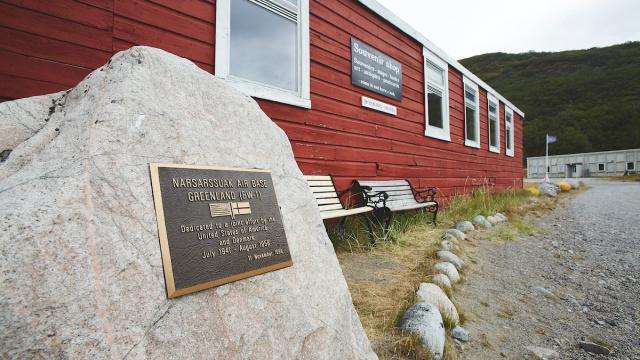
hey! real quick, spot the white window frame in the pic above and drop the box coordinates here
[463,76,480,148]
[487,93,500,153]
[505,106,514,157]
[215,0,311,108]
[423,48,450,141]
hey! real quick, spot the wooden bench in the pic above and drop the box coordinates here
[305,175,387,239]
[352,179,439,228]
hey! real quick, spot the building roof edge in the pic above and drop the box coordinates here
[357,0,525,117]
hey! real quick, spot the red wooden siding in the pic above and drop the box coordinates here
[0,0,523,202]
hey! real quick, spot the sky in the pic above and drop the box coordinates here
[375,0,640,60]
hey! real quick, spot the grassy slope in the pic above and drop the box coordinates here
[459,41,640,159]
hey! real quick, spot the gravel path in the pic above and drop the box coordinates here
[456,179,640,359]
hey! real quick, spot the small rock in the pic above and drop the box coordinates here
[472,215,492,228]
[552,241,559,248]
[495,213,508,221]
[399,302,445,360]
[444,229,467,241]
[486,215,501,225]
[415,283,459,325]
[440,233,459,243]
[451,326,469,342]
[564,179,580,189]
[531,286,556,298]
[526,346,559,359]
[579,341,611,355]
[455,221,475,232]
[437,251,465,269]
[434,262,460,283]
[439,240,457,251]
[538,182,559,197]
[432,274,452,289]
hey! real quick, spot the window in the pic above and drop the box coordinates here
[463,76,480,148]
[627,162,635,171]
[531,166,538,174]
[505,107,514,157]
[558,164,564,173]
[423,49,450,141]
[598,163,605,172]
[215,0,310,108]
[487,94,500,153]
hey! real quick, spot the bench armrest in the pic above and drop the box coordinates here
[348,181,388,210]
[413,188,436,203]
[405,180,436,203]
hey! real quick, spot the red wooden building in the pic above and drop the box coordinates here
[0,0,524,201]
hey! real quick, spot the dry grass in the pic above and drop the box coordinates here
[337,222,443,358]
[601,173,640,182]
[327,182,583,359]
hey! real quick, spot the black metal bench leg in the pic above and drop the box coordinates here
[361,214,375,244]
[432,204,439,225]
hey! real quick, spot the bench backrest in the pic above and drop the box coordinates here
[304,175,345,213]
[355,180,418,210]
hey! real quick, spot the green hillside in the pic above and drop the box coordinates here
[459,41,640,160]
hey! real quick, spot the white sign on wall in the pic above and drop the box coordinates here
[361,96,397,116]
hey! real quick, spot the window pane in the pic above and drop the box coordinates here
[230,0,298,91]
[427,92,443,128]
[465,89,475,102]
[506,128,512,149]
[490,118,498,147]
[489,102,497,115]
[426,61,444,85]
[465,106,476,141]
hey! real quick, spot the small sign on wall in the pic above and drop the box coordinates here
[351,38,402,101]
[362,96,397,115]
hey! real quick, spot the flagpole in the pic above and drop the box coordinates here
[544,134,550,183]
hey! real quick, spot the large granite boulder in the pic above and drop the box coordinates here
[0,47,376,359]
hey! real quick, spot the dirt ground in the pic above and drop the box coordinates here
[456,179,640,359]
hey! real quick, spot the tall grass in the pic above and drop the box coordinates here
[326,186,545,250]
[328,185,562,359]
[439,186,534,226]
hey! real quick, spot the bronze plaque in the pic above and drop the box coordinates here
[149,163,293,298]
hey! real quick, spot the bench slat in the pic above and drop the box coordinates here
[318,203,344,211]
[306,180,334,187]
[313,193,338,200]
[358,180,408,187]
[388,202,436,211]
[387,193,415,201]
[310,186,338,193]
[316,197,341,205]
[319,206,373,219]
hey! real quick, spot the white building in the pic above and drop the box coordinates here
[527,149,640,178]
